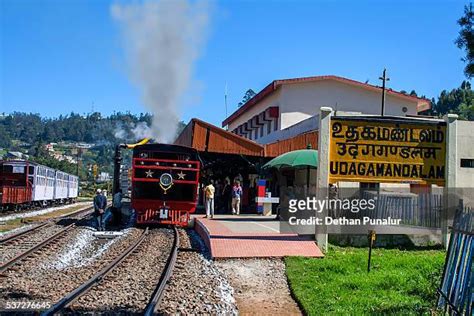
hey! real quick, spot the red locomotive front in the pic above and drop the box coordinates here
[131,144,200,226]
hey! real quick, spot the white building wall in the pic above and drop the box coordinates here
[279,80,418,130]
[456,120,474,188]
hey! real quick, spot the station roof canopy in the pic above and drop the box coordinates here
[174,118,266,157]
[174,118,318,158]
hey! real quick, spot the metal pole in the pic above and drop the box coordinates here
[76,149,80,177]
[379,69,390,116]
[367,230,376,272]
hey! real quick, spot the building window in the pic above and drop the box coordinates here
[274,117,279,131]
[255,128,259,140]
[460,159,474,168]
[267,121,271,134]
[260,125,264,137]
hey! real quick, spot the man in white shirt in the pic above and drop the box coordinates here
[204,180,215,219]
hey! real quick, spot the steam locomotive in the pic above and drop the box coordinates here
[131,143,200,226]
[0,160,78,211]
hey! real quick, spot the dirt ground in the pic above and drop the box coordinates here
[215,258,302,316]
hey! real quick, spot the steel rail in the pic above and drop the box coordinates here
[0,222,77,274]
[0,221,52,245]
[0,205,93,245]
[41,228,150,316]
[144,226,179,316]
[0,206,93,272]
[56,205,94,219]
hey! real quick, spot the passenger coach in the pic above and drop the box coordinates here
[0,160,79,211]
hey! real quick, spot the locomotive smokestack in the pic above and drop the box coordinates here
[112,143,127,195]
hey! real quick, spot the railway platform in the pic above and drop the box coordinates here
[193,215,324,259]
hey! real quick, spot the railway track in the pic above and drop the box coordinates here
[144,226,179,316]
[0,205,93,245]
[0,221,53,244]
[42,227,179,315]
[0,206,93,274]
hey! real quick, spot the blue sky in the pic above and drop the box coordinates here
[0,0,469,127]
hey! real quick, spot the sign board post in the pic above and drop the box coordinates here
[443,114,458,248]
[315,107,333,252]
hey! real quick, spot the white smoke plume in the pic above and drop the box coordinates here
[131,121,153,139]
[114,121,153,141]
[111,0,210,143]
[113,123,127,139]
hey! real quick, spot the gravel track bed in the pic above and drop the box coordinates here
[0,223,35,239]
[68,228,173,314]
[158,229,237,315]
[0,227,143,308]
[0,222,65,265]
[215,258,302,315]
[0,213,92,265]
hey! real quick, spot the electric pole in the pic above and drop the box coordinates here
[379,69,390,116]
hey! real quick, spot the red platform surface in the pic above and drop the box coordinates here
[194,215,324,259]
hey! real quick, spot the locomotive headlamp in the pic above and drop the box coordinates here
[159,173,173,193]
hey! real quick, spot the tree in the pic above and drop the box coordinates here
[238,89,256,107]
[433,81,474,120]
[456,3,474,78]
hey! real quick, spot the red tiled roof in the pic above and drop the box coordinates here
[222,75,431,127]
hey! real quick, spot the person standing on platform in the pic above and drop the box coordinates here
[232,181,243,215]
[204,180,215,219]
[93,189,107,231]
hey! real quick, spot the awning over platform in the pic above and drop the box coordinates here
[175,119,265,156]
[174,118,318,158]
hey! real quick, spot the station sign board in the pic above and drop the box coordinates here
[329,117,446,186]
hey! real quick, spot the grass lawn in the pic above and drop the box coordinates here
[285,245,445,315]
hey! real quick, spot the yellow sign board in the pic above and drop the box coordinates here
[329,118,446,185]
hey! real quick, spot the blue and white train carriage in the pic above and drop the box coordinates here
[32,164,56,204]
[67,174,79,200]
[54,170,69,201]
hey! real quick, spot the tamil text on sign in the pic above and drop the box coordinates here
[329,118,446,185]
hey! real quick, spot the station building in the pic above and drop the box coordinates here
[173,74,473,257]
[174,75,449,211]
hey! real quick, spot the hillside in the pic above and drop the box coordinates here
[0,112,186,181]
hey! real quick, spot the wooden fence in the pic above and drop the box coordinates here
[331,191,443,228]
[437,202,473,315]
